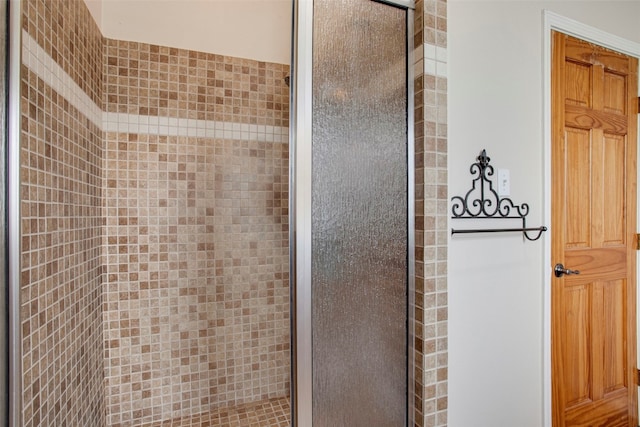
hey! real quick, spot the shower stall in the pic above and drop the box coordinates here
[7,0,423,425]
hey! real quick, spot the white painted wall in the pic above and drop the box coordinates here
[449,2,640,426]
[85,0,291,64]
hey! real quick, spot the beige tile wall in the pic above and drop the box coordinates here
[102,39,290,426]
[21,0,105,426]
[103,39,288,127]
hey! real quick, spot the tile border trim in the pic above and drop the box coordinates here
[22,29,288,143]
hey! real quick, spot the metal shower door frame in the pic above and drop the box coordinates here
[7,0,22,426]
[289,0,415,424]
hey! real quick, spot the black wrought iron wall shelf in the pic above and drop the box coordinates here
[450,149,547,241]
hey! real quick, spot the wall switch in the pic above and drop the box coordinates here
[497,169,510,196]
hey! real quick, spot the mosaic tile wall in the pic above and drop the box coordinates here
[20,0,105,426]
[102,39,290,426]
[413,0,449,426]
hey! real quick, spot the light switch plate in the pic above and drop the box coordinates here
[498,169,510,197]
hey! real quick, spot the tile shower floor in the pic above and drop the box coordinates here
[141,397,290,427]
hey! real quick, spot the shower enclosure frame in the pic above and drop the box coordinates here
[289,0,416,424]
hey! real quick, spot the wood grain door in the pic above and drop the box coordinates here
[552,31,638,427]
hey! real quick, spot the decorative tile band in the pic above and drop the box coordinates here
[103,112,288,143]
[23,29,288,143]
[424,44,447,78]
[22,29,102,128]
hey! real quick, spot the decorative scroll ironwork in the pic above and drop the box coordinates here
[450,149,547,241]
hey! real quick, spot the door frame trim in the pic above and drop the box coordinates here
[542,10,640,427]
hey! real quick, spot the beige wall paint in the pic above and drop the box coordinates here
[448,2,640,426]
[84,0,102,27]
[87,0,291,64]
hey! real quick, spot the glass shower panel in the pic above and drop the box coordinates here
[311,0,408,425]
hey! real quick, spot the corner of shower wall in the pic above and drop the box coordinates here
[413,0,448,426]
[101,38,291,426]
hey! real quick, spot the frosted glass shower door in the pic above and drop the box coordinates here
[292,0,412,425]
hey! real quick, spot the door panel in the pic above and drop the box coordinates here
[603,279,625,394]
[603,72,626,115]
[564,61,591,107]
[552,31,638,427]
[603,135,625,245]
[562,283,590,407]
[565,127,591,248]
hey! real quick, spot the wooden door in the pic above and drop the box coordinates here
[552,31,638,427]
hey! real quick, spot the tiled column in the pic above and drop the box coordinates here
[414,0,448,426]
